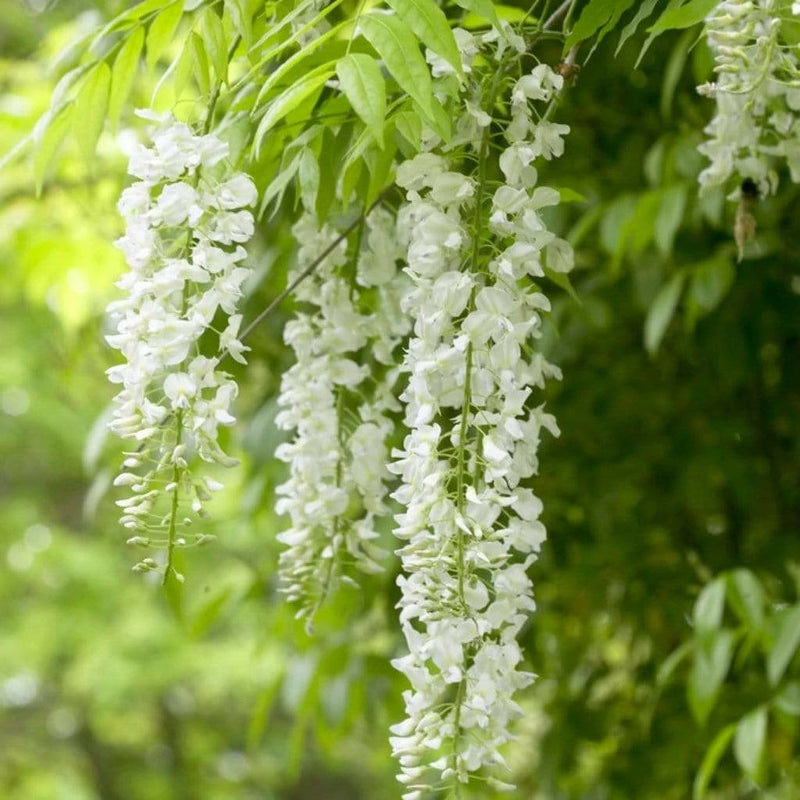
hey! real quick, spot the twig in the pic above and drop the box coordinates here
[543,0,573,30]
[240,189,390,342]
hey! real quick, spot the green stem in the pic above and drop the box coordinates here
[162,410,184,584]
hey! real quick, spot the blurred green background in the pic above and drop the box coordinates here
[1,1,799,798]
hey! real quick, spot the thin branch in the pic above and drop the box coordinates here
[543,0,573,30]
[240,189,391,342]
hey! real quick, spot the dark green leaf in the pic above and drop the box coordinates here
[657,640,693,687]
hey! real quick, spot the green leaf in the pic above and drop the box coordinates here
[689,629,735,725]
[555,186,588,204]
[109,26,144,127]
[33,104,73,196]
[616,0,658,55]
[394,107,423,153]
[73,62,111,166]
[253,67,334,158]
[358,12,434,118]
[298,147,320,211]
[654,184,688,255]
[767,605,800,686]
[90,0,168,53]
[657,640,693,687]
[202,8,229,84]
[451,0,501,29]
[773,682,800,716]
[253,20,347,112]
[733,707,767,779]
[386,0,463,77]
[224,0,253,49]
[565,0,635,51]
[725,569,765,629]
[644,272,685,355]
[661,28,693,119]
[694,578,726,633]
[689,256,734,315]
[648,0,719,35]
[637,0,716,67]
[336,54,386,147]
[693,723,736,800]
[146,1,182,72]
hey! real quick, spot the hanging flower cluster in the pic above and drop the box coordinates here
[698,0,800,195]
[388,60,569,797]
[106,111,256,580]
[275,209,411,626]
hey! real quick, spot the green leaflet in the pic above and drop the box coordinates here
[636,0,717,67]
[688,629,735,725]
[564,0,635,51]
[109,26,144,128]
[767,605,800,686]
[648,0,719,35]
[358,12,434,119]
[336,54,387,147]
[386,0,463,78]
[175,32,211,100]
[693,578,726,633]
[451,0,501,30]
[254,21,348,111]
[616,0,658,55]
[201,7,229,84]
[74,62,111,166]
[733,707,767,779]
[644,272,685,355]
[146,1,182,72]
[90,0,170,54]
[692,723,736,800]
[253,67,335,158]
[224,0,253,49]
[34,104,73,195]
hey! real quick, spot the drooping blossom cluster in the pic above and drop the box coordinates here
[106,111,256,579]
[387,61,570,796]
[274,209,411,626]
[698,0,800,195]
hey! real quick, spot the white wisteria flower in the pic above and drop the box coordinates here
[388,59,570,798]
[274,208,411,627]
[698,0,800,195]
[106,111,256,581]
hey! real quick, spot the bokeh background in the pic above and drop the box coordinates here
[1,1,799,797]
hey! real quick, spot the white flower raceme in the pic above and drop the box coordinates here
[698,0,800,195]
[106,111,256,580]
[275,209,411,627]
[388,62,569,797]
